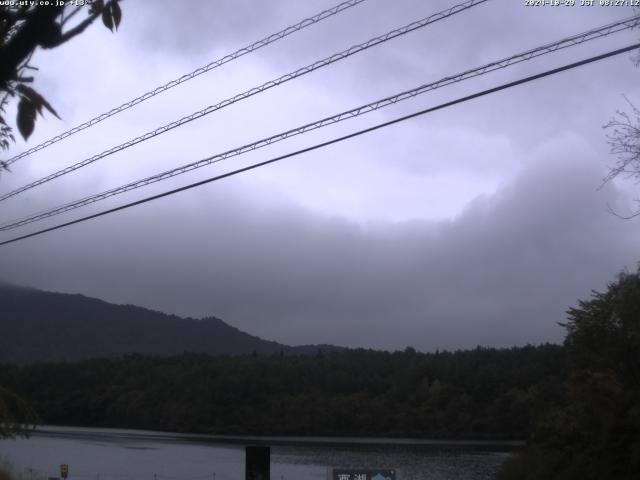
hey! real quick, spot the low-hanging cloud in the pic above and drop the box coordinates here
[2,131,638,351]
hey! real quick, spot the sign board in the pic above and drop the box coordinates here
[60,464,69,479]
[332,470,395,480]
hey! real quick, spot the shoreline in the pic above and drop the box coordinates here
[30,425,525,450]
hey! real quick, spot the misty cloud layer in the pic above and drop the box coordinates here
[3,144,638,350]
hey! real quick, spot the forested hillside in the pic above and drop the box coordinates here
[0,283,340,362]
[0,345,565,438]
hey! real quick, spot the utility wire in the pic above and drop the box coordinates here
[3,0,368,167]
[0,0,488,203]
[1,15,638,232]
[1,42,637,248]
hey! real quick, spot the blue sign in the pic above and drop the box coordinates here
[332,469,396,480]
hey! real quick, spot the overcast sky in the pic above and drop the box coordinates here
[1,0,639,351]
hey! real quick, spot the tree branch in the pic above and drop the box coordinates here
[60,5,83,28]
[57,1,118,45]
[57,11,101,45]
[0,5,63,85]
[606,202,640,220]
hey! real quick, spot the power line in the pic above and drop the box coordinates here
[1,42,637,248]
[2,15,638,232]
[3,0,368,167]
[0,0,489,203]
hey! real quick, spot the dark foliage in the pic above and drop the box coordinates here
[0,344,565,439]
[499,268,640,480]
[0,0,121,162]
[0,385,38,439]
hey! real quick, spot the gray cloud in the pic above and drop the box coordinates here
[2,143,637,351]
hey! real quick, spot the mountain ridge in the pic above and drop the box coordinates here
[0,282,343,363]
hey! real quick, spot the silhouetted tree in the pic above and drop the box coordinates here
[500,267,640,480]
[602,35,640,218]
[0,0,122,170]
[604,99,640,218]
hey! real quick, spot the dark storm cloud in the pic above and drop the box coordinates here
[2,144,637,351]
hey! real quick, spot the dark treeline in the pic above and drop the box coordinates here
[0,344,565,438]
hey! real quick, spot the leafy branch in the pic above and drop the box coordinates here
[0,0,123,171]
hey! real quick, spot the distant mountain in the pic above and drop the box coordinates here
[0,283,342,363]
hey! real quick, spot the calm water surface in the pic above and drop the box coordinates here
[0,427,515,480]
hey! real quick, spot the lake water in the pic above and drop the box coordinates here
[0,427,516,480]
